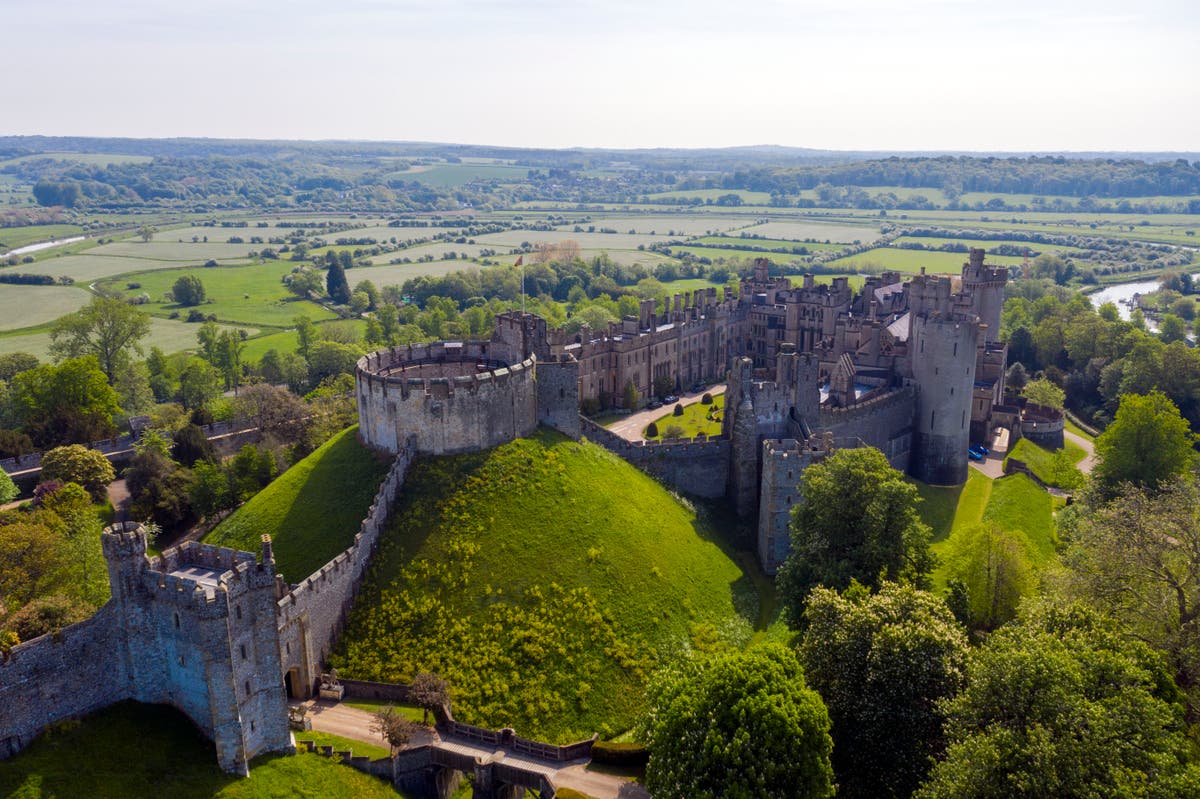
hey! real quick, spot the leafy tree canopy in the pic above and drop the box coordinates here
[1093,391,1196,495]
[639,644,834,799]
[800,582,968,799]
[918,602,1200,799]
[778,447,933,625]
[49,297,150,383]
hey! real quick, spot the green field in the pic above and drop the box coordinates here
[96,261,336,327]
[554,214,749,236]
[891,235,1093,256]
[205,427,391,581]
[692,236,847,251]
[0,284,92,332]
[0,701,409,799]
[332,429,759,742]
[828,246,1025,274]
[0,152,153,167]
[0,316,252,360]
[0,223,84,252]
[743,220,881,243]
[918,472,1056,591]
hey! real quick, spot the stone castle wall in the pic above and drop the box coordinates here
[1,523,291,774]
[817,385,916,471]
[579,417,730,498]
[356,343,538,456]
[276,443,413,699]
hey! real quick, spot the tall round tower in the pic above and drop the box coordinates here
[910,315,979,485]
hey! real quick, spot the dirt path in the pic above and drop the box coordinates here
[607,384,726,442]
[106,478,131,521]
[304,700,648,799]
[1064,429,1097,474]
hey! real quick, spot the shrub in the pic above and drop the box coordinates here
[663,425,685,440]
[186,309,206,323]
[40,445,115,500]
[590,741,649,767]
[646,421,659,438]
[701,393,713,405]
[672,404,683,416]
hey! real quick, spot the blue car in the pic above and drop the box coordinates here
[967,448,983,461]
[969,444,989,458]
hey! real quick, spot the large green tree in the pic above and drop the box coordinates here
[918,603,1200,799]
[1063,477,1200,716]
[8,357,120,447]
[171,274,206,306]
[40,445,116,500]
[639,645,834,799]
[800,583,968,799]
[326,258,351,305]
[778,447,933,624]
[1093,391,1196,495]
[49,297,150,383]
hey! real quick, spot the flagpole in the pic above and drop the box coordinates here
[518,254,525,315]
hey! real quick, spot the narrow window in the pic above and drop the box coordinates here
[244,680,251,697]
[240,643,247,661]
[953,342,958,356]
[173,612,180,629]
[931,410,936,427]
[235,605,242,621]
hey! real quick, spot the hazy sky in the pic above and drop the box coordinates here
[3,0,1197,151]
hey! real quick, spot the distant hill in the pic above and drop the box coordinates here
[331,429,760,742]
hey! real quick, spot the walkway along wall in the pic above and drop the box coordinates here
[276,440,414,699]
[579,417,730,498]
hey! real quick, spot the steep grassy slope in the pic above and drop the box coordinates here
[331,429,757,742]
[205,427,390,581]
[0,702,409,799]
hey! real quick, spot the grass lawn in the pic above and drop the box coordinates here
[1003,438,1085,489]
[1064,418,1097,441]
[918,471,1056,590]
[644,395,724,439]
[205,426,391,581]
[342,698,428,724]
[331,429,758,742]
[692,236,847,251]
[0,701,410,799]
[95,261,336,327]
[296,730,392,761]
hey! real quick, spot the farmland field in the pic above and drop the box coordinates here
[691,236,848,251]
[0,284,93,331]
[473,229,670,250]
[827,246,1025,274]
[95,261,337,326]
[0,316,252,360]
[92,240,258,261]
[0,223,85,252]
[0,152,153,167]
[670,245,805,264]
[891,235,1093,256]
[742,219,882,243]
[552,214,753,236]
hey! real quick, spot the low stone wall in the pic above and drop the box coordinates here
[818,385,916,470]
[277,442,414,697]
[579,417,730,498]
[1020,403,1065,450]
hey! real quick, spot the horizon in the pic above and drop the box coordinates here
[4,0,1197,152]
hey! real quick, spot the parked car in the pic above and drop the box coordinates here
[967,448,983,461]
[969,444,989,458]
[690,382,705,394]
[647,400,663,410]
[663,394,679,404]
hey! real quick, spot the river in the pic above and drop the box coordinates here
[1087,273,1200,321]
[2,236,85,257]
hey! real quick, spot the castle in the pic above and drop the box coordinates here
[0,248,1007,779]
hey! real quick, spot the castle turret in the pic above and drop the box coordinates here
[910,315,979,484]
[961,248,1007,343]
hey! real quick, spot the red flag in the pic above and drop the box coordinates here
[515,255,524,267]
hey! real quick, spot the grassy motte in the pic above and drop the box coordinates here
[332,429,757,742]
[0,701,409,799]
[205,426,391,581]
[297,730,392,761]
